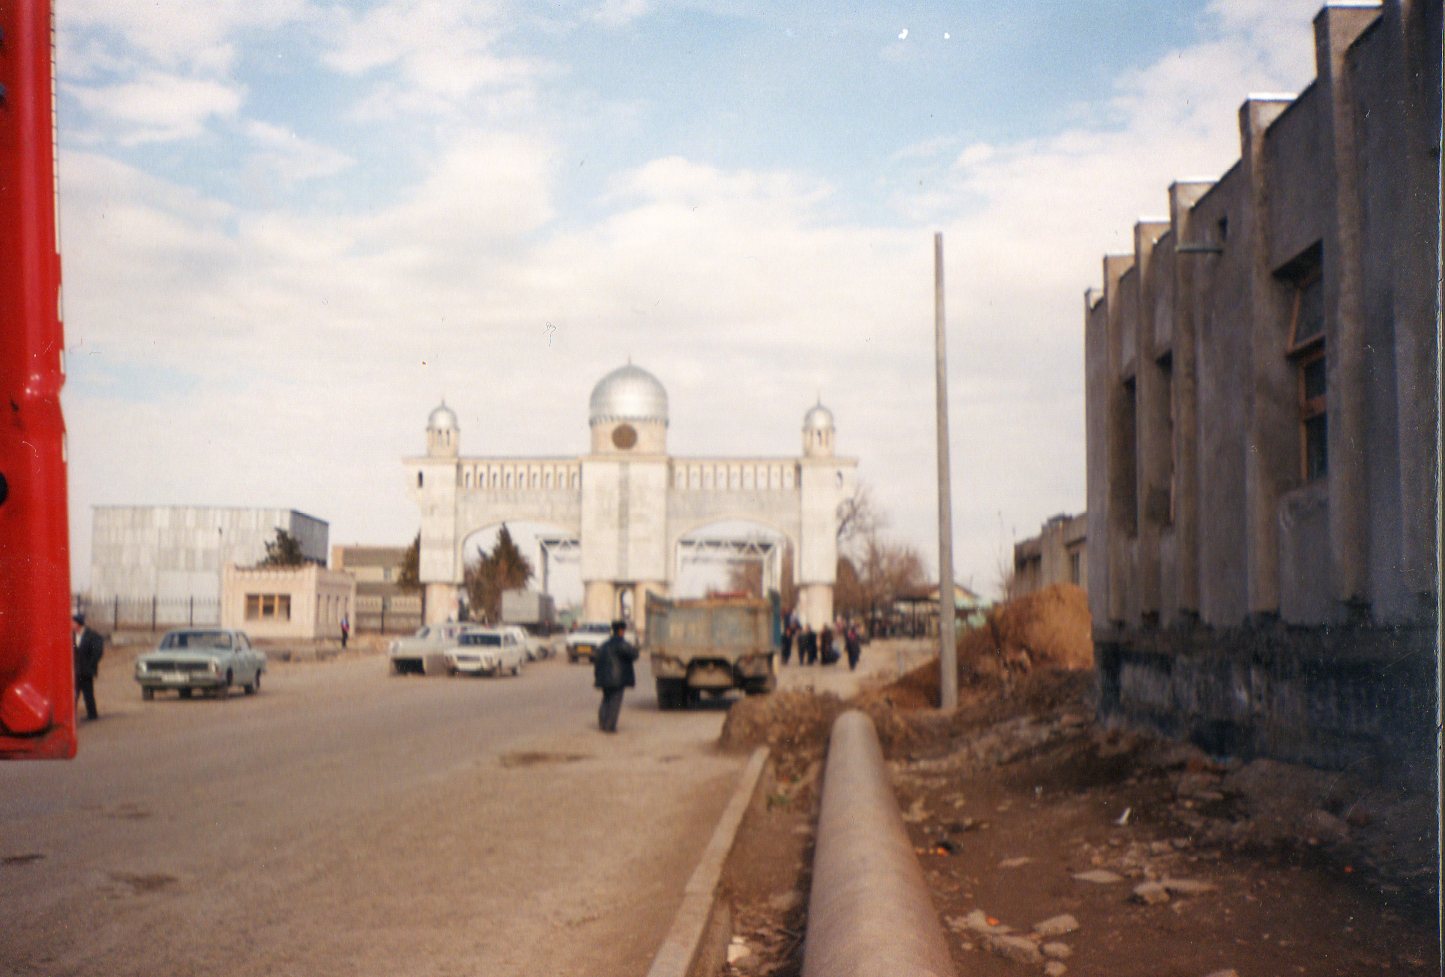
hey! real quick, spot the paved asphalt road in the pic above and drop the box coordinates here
[0,645,747,977]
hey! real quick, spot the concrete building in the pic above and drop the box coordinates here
[88,506,328,618]
[407,363,857,631]
[221,564,355,641]
[1013,513,1088,598]
[331,545,422,633]
[1084,0,1439,772]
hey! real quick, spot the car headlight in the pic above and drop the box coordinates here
[136,661,148,673]
[208,660,221,674]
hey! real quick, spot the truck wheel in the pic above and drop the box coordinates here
[655,679,683,710]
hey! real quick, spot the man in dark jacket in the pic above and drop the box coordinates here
[592,619,638,733]
[72,613,104,720]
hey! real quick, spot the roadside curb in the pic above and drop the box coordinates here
[646,746,770,977]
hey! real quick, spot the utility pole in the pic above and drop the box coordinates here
[934,233,959,710]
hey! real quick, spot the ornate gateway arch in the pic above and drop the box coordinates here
[406,363,856,630]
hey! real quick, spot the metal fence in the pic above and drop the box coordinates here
[73,595,220,632]
[73,594,424,635]
[355,606,423,635]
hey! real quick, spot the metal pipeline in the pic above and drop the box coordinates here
[803,710,956,977]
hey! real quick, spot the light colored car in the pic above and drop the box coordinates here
[565,621,614,663]
[501,624,551,661]
[135,628,266,700]
[445,627,526,677]
[388,622,471,675]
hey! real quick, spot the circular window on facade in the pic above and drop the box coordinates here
[611,423,638,449]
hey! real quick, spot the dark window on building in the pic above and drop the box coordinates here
[1069,550,1081,585]
[1280,244,1325,482]
[1299,349,1327,480]
[245,593,292,621]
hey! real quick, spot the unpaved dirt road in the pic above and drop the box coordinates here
[1,645,748,977]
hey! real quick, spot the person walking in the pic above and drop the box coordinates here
[819,622,835,666]
[800,624,817,665]
[780,615,795,665]
[593,619,638,733]
[844,622,862,671]
[71,613,104,720]
[340,614,350,650]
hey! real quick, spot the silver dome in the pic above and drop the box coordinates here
[589,363,669,425]
[803,401,834,431]
[428,401,459,431]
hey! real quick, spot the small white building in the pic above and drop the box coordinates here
[221,564,356,641]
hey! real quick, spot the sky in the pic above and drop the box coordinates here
[57,0,1327,601]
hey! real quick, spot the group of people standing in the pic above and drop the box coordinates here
[779,613,863,671]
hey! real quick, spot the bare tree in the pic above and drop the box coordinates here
[835,533,927,623]
[835,484,884,554]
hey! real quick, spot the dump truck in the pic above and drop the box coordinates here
[645,592,779,709]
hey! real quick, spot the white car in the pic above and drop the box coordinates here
[446,627,527,677]
[135,629,266,700]
[565,621,614,663]
[501,624,551,661]
[388,622,471,675]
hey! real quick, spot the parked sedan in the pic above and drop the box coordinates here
[445,627,526,677]
[135,629,266,700]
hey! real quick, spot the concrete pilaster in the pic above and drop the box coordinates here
[423,583,459,625]
[1102,254,1136,627]
[1167,181,1216,621]
[1238,95,1295,619]
[1315,5,1381,608]
[1134,220,1174,621]
[798,583,834,630]
[1388,0,1442,598]
[583,580,617,623]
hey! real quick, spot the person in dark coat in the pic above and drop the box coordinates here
[819,624,835,666]
[592,619,638,733]
[780,616,795,665]
[800,624,817,665]
[844,623,862,671]
[71,613,104,720]
[340,614,350,650]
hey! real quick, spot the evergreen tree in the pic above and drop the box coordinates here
[463,525,534,622]
[259,528,306,567]
[398,533,421,590]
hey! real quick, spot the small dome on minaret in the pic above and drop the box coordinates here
[427,400,459,457]
[802,399,835,458]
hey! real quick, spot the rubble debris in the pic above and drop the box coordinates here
[1033,914,1079,937]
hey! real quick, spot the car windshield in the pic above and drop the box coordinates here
[460,633,502,646]
[161,631,232,650]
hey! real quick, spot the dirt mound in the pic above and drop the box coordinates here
[719,688,923,764]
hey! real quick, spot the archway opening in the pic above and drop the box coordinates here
[673,519,795,609]
[459,521,581,626]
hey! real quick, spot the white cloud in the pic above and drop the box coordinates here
[60,0,313,72]
[589,0,651,28]
[243,121,356,188]
[321,0,552,118]
[66,72,244,145]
